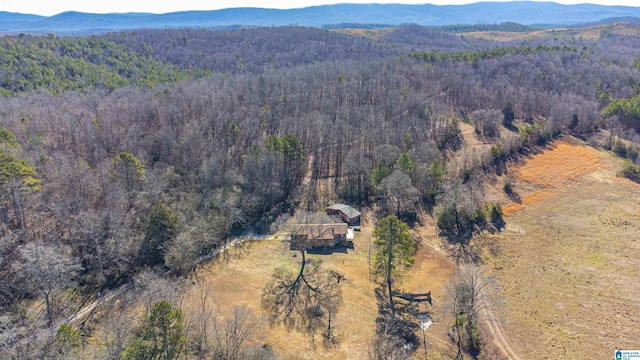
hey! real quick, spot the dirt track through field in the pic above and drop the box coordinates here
[415,224,523,360]
[491,137,640,359]
[481,305,523,360]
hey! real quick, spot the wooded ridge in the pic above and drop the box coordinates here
[2,2,640,34]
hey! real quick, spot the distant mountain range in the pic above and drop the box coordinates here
[2,2,640,34]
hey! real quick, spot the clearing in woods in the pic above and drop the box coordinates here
[140,137,638,360]
[488,137,640,359]
[190,219,457,359]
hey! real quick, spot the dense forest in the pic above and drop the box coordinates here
[1,22,640,359]
[0,35,211,96]
[436,22,543,33]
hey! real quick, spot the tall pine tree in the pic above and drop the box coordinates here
[373,215,415,317]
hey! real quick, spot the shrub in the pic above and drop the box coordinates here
[490,144,506,163]
[628,145,639,162]
[613,137,627,158]
[503,178,514,195]
[485,203,504,226]
[621,160,640,182]
[55,323,82,355]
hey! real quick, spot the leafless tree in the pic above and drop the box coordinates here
[471,109,502,139]
[164,232,198,276]
[183,281,217,359]
[368,322,413,360]
[379,171,418,218]
[132,269,183,317]
[13,241,83,328]
[444,264,496,359]
[261,212,344,348]
[182,280,272,360]
[436,181,486,263]
[99,299,135,360]
[211,305,264,360]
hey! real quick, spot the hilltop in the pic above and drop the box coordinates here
[0,2,640,34]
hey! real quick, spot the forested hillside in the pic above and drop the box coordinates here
[99,27,397,74]
[1,22,639,359]
[0,35,208,96]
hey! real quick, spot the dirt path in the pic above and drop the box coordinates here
[66,284,131,326]
[413,222,522,360]
[482,305,523,360]
[66,234,263,327]
[489,138,640,358]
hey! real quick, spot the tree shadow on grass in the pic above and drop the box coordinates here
[503,185,522,204]
[373,285,419,348]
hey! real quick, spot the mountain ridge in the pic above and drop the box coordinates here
[1,2,640,34]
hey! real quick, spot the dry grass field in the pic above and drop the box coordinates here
[86,136,640,360]
[188,137,640,359]
[462,23,640,43]
[461,26,602,42]
[487,137,640,359]
[331,28,395,39]
[502,139,606,216]
[188,218,458,360]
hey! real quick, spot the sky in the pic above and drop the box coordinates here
[1,0,638,16]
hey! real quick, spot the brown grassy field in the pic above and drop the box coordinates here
[172,136,640,360]
[487,137,640,359]
[331,28,395,39]
[502,139,606,216]
[460,27,601,42]
[188,217,458,359]
[461,23,640,42]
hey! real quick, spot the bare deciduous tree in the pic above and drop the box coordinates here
[211,305,264,360]
[184,281,270,360]
[164,233,198,276]
[379,171,418,218]
[261,212,345,348]
[133,269,183,317]
[99,299,135,360]
[367,322,413,360]
[444,264,496,359]
[13,241,82,328]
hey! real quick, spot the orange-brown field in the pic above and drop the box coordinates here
[488,137,640,359]
[502,139,606,216]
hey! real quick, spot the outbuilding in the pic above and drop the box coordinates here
[326,204,361,225]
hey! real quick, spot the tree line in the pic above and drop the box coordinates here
[436,22,543,34]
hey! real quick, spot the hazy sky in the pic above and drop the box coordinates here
[1,0,638,16]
